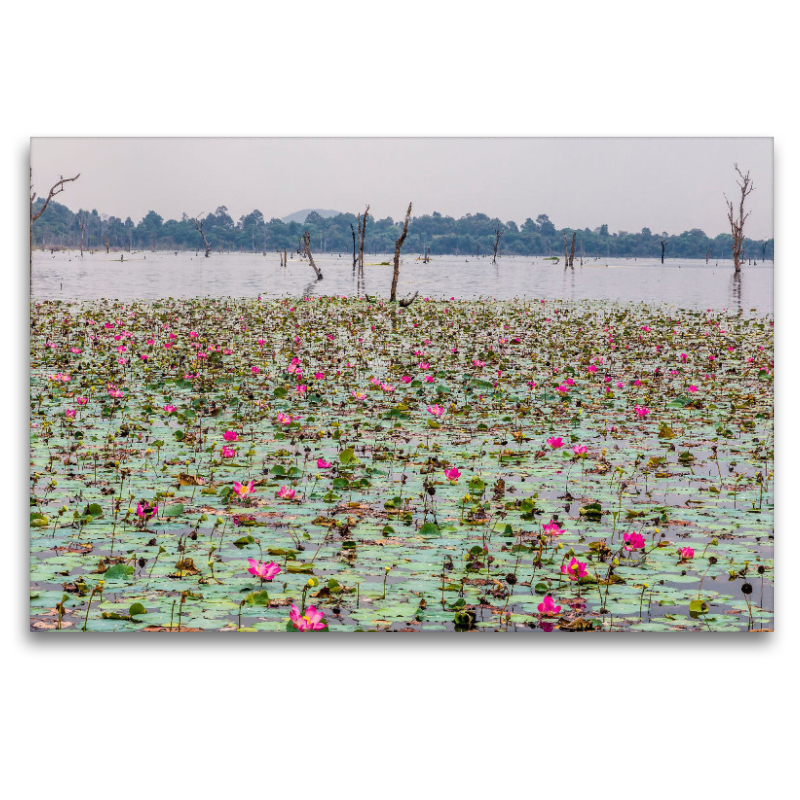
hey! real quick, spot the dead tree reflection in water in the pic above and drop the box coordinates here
[730,271,743,311]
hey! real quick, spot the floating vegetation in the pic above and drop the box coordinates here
[29,295,773,632]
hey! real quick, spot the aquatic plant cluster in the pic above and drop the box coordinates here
[30,295,774,632]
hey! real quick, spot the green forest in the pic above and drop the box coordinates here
[32,200,774,261]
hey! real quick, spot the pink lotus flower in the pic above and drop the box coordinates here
[688,385,698,393]
[289,604,327,631]
[678,547,695,561]
[251,366,260,375]
[189,331,198,338]
[680,353,688,362]
[537,595,561,616]
[427,405,445,417]
[418,362,430,369]
[623,532,646,551]
[381,383,395,393]
[314,372,325,380]
[276,413,292,425]
[542,520,565,537]
[351,391,367,401]
[76,396,88,405]
[247,558,281,581]
[277,486,296,500]
[561,557,588,581]
[223,430,239,442]
[424,375,435,383]
[70,347,81,354]
[317,458,332,469]
[401,376,412,384]
[136,502,157,520]
[572,444,587,456]
[164,404,177,414]
[547,437,563,449]
[472,359,486,368]
[64,409,76,419]
[296,384,308,395]
[221,446,235,458]
[444,467,461,481]
[634,405,651,417]
[233,480,255,498]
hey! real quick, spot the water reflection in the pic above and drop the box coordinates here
[730,271,743,312]
[31,251,774,314]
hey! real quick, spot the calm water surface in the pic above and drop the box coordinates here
[31,251,774,313]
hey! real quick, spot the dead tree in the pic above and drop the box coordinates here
[390,202,414,304]
[350,222,358,270]
[193,216,211,257]
[568,232,576,267]
[423,245,431,264]
[302,230,323,280]
[104,235,110,254]
[77,211,89,256]
[357,205,370,268]
[492,226,504,264]
[725,163,755,273]
[30,170,80,259]
[660,240,666,264]
[275,246,287,267]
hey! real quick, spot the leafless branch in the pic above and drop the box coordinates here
[193,216,211,257]
[302,230,323,280]
[390,202,413,303]
[725,163,754,272]
[30,171,81,223]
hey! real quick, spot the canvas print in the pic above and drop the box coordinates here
[29,137,774,632]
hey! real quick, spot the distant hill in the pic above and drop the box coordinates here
[281,208,342,224]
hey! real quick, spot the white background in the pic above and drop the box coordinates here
[2,2,795,798]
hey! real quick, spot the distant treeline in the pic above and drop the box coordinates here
[32,201,774,261]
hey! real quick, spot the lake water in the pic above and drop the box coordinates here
[31,251,774,314]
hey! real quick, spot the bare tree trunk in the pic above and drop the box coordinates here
[725,163,754,273]
[493,226,504,264]
[302,230,323,280]
[193,217,211,257]
[568,232,576,267]
[350,222,357,270]
[78,213,87,256]
[357,205,370,268]
[660,240,666,264]
[564,232,568,266]
[390,202,413,303]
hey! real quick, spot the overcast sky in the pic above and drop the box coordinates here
[30,137,773,238]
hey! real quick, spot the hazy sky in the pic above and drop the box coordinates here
[30,137,773,238]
